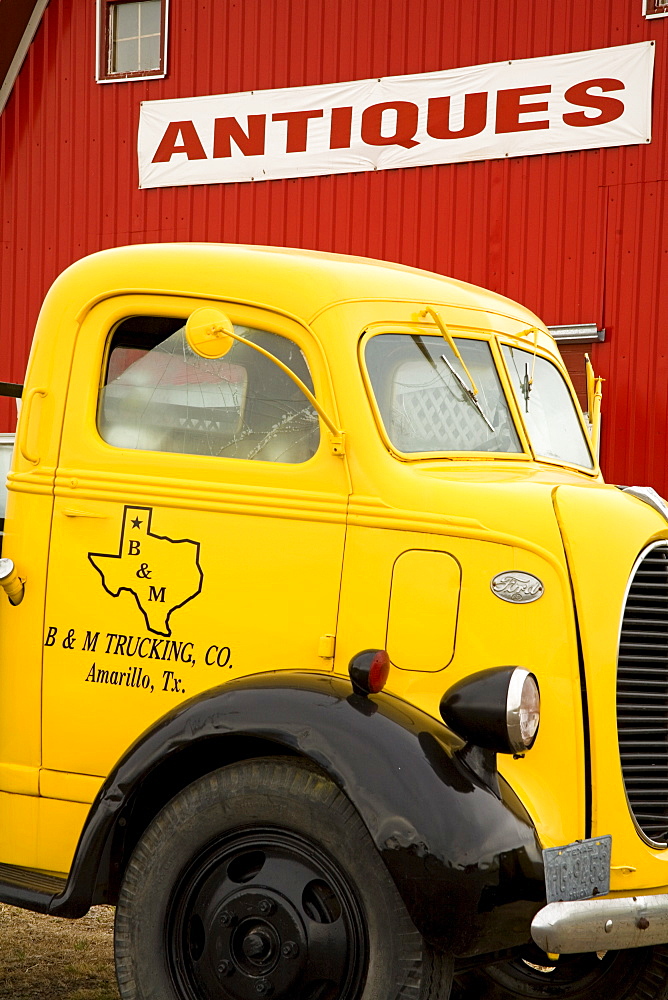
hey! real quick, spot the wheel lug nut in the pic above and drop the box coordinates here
[255,979,273,996]
[258,898,275,916]
[219,910,236,927]
[282,940,299,958]
[217,959,234,977]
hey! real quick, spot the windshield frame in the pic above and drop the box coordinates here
[360,323,598,474]
[360,324,534,463]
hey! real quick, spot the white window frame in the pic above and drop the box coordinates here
[96,0,170,84]
[643,0,668,17]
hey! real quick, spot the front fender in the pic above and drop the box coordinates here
[52,672,544,956]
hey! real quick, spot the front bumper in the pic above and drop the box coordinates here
[532,895,668,953]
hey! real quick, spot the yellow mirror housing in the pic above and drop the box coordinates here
[585,353,596,417]
[185,307,235,359]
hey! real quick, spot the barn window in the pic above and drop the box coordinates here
[644,0,668,16]
[97,0,169,82]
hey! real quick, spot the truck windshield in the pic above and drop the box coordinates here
[501,345,593,469]
[365,334,522,454]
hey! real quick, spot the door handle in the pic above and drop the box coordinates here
[18,388,47,465]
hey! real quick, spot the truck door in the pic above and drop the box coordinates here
[42,295,349,779]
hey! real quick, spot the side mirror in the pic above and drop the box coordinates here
[185,307,235,359]
[584,354,603,459]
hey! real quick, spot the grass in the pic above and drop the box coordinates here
[0,904,119,999]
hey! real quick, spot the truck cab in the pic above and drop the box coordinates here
[1,243,668,1000]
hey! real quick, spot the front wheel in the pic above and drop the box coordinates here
[114,758,453,1000]
[452,943,668,1000]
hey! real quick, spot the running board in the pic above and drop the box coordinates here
[0,862,67,913]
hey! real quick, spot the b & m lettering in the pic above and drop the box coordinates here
[83,630,99,652]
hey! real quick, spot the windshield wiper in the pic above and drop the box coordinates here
[513,327,541,413]
[521,362,532,412]
[418,306,495,433]
[440,354,495,433]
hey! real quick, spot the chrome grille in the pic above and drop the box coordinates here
[617,542,668,846]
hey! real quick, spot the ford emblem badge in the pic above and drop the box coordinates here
[491,571,544,604]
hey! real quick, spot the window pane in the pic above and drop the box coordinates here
[99,319,320,464]
[112,38,140,74]
[140,0,162,35]
[365,334,521,454]
[108,2,163,75]
[139,34,161,70]
[114,3,140,40]
[502,346,593,468]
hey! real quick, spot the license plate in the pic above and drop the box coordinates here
[543,835,612,903]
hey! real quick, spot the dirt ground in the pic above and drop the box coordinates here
[0,904,118,1000]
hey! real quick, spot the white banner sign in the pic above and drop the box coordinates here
[138,42,654,190]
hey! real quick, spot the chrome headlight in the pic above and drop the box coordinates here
[621,486,668,523]
[440,666,540,755]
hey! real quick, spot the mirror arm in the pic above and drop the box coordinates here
[209,327,346,456]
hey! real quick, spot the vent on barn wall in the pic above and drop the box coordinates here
[548,324,605,344]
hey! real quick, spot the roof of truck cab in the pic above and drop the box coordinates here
[53,242,545,333]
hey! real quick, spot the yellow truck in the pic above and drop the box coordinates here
[1,242,667,1000]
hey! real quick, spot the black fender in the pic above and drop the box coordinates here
[50,672,545,956]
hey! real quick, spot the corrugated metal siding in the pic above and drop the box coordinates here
[1,0,668,490]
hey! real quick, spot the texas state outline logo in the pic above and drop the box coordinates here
[88,506,204,637]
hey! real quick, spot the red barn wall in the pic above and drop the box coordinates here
[1,0,667,491]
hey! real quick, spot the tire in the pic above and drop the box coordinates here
[452,942,668,1000]
[114,757,453,1000]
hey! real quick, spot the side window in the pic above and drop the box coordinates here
[98,316,320,463]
